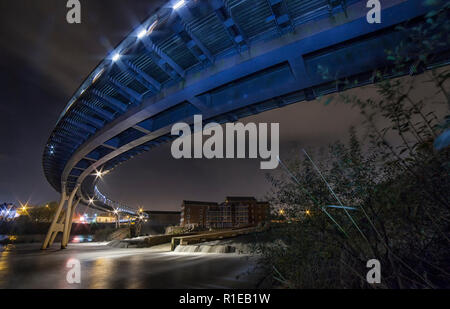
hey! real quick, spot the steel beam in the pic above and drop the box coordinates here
[81,100,115,121]
[92,89,129,113]
[141,38,186,78]
[61,184,79,249]
[123,59,161,91]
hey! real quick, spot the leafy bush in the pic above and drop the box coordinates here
[260,3,450,289]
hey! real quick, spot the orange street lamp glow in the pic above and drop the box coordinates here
[305,210,311,216]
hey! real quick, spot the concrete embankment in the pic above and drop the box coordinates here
[107,233,195,248]
[107,228,277,254]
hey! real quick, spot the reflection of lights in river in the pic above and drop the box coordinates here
[89,258,113,289]
[0,246,11,284]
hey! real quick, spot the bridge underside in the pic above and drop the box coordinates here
[41,0,450,249]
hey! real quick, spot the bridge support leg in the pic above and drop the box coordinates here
[41,182,67,250]
[61,185,79,249]
[62,197,80,247]
[48,211,65,247]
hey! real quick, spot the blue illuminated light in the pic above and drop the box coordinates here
[112,53,121,62]
[173,0,185,10]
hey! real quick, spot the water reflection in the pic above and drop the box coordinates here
[70,235,93,243]
[89,257,114,288]
[0,243,263,289]
[0,245,11,285]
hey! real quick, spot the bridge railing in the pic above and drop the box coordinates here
[93,186,148,217]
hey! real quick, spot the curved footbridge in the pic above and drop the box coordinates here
[41,0,450,249]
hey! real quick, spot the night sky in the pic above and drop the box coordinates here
[0,0,368,211]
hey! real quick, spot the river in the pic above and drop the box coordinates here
[0,242,264,289]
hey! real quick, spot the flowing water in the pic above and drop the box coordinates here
[174,244,234,254]
[0,242,263,289]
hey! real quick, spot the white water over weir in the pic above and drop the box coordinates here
[174,244,236,254]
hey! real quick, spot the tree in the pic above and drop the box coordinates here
[259,3,450,288]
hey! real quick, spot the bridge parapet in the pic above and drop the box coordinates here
[93,185,147,217]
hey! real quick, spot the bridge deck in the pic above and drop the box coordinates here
[42,0,449,209]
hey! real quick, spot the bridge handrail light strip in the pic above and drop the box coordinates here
[93,185,146,217]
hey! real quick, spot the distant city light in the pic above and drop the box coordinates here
[112,53,121,62]
[173,0,185,10]
[89,198,94,204]
[305,210,311,216]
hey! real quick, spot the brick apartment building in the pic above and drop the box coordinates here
[180,197,269,229]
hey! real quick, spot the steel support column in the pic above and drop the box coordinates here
[41,182,67,250]
[61,185,80,249]
[64,198,81,246]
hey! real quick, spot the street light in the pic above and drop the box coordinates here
[173,0,185,10]
[112,53,121,62]
[113,209,119,229]
[137,28,147,39]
